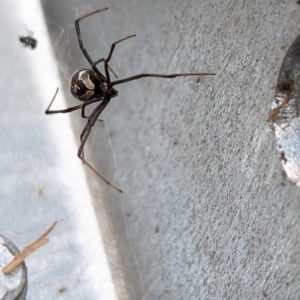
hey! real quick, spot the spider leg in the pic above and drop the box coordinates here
[82,101,103,122]
[110,72,216,87]
[82,116,103,122]
[45,88,102,115]
[75,8,109,81]
[78,101,123,193]
[45,88,83,114]
[92,58,118,78]
[104,35,136,82]
[80,101,107,159]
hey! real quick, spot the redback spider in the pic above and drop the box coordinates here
[45,8,215,193]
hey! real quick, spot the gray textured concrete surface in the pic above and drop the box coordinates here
[42,0,300,299]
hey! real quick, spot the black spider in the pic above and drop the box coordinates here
[19,33,38,49]
[45,8,215,193]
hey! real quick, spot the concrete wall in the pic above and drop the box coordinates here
[42,0,300,299]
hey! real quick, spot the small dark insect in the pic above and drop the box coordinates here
[19,33,38,49]
[45,8,215,193]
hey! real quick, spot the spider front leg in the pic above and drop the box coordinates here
[104,35,136,82]
[75,8,118,79]
[92,58,118,79]
[75,8,109,81]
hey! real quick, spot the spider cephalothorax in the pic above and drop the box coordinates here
[45,8,215,193]
[70,69,118,101]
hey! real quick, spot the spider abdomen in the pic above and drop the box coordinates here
[70,69,107,101]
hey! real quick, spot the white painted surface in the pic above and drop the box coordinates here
[0,1,117,299]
